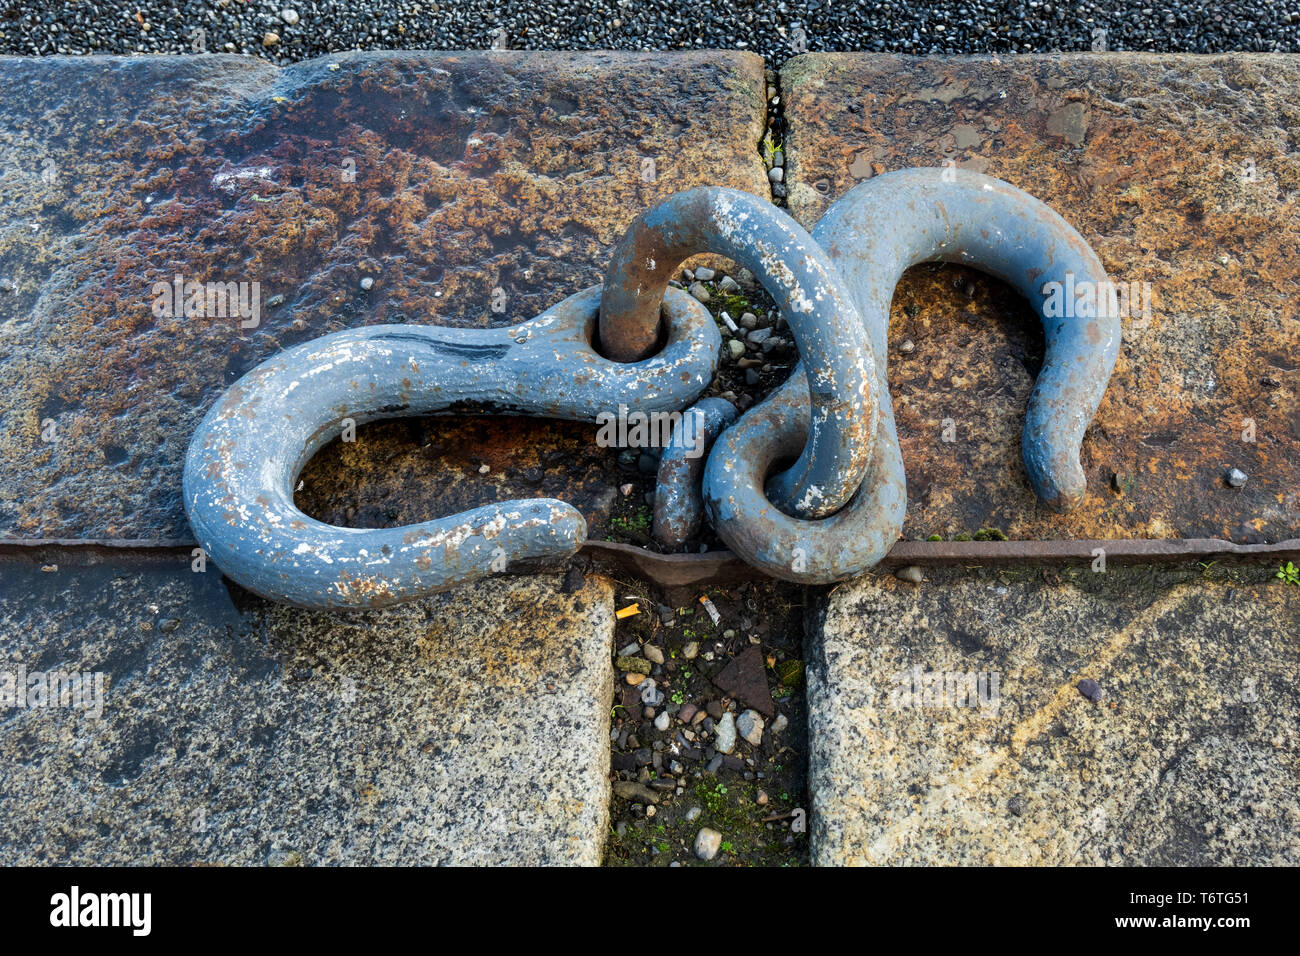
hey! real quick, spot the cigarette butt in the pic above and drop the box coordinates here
[616,603,640,619]
[698,595,721,625]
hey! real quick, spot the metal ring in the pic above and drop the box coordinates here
[599,186,879,519]
[652,397,737,550]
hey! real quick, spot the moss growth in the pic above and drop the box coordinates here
[972,527,1009,541]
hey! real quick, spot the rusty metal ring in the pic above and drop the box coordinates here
[599,186,878,519]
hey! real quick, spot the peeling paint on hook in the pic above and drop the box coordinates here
[183,286,719,608]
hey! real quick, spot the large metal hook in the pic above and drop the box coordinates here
[183,286,718,608]
[704,168,1122,582]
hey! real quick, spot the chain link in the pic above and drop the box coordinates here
[185,170,1119,607]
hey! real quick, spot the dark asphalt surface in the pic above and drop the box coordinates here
[3,1,1297,64]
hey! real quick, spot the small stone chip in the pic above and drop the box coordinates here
[1226,468,1248,488]
[1077,678,1105,702]
[694,827,722,860]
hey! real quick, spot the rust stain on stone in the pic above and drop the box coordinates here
[0,51,767,539]
[784,53,1300,543]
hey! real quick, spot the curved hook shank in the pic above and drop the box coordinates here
[184,287,719,608]
[600,186,878,519]
[705,168,1120,582]
[816,167,1121,510]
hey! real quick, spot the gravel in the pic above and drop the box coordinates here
[6,2,1295,64]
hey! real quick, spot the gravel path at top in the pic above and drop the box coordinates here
[5,1,1297,64]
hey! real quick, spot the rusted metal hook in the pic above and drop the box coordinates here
[704,168,1121,582]
[183,286,717,608]
[599,186,879,520]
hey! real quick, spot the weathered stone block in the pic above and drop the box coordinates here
[783,54,1300,544]
[0,51,767,539]
[808,566,1299,865]
[0,562,613,865]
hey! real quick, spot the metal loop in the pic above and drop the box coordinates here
[651,397,737,550]
[704,168,1121,582]
[183,286,717,608]
[599,186,879,520]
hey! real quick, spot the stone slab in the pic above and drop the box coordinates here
[0,51,768,539]
[782,53,1299,544]
[0,560,613,865]
[808,566,1300,865]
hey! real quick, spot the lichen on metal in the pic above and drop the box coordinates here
[185,171,1119,607]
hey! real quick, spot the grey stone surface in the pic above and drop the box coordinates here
[808,565,1300,865]
[0,561,613,865]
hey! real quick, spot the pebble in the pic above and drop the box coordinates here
[625,673,644,686]
[726,338,746,360]
[719,275,740,293]
[477,463,490,474]
[693,267,715,281]
[262,32,280,47]
[896,565,925,584]
[899,338,916,353]
[643,644,664,665]
[714,711,737,754]
[678,703,698,723]
[694,827,722,860]
[359,276,374,290]
[682,641,699,660]
[613,781,660,804]
[737,709,765,746]
[639,678,664,707]
[739,312,757,329]
[1226,467,1248,488]
[281,9,299,25]
[688,281,710,303]
[747,327,773,346]
[654,711,670,731]
[685,806,702,822]
[771,713,788,734]
[768,167,784,183]
[1077,678,1105,702]
[756,790,769,805]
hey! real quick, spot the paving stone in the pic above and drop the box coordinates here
[808,565,1300,865]
[0,51,768,539]
[783,53,1300,544]
[0,561,613,865]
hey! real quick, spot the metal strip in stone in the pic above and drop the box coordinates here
[781,53,1300,545]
